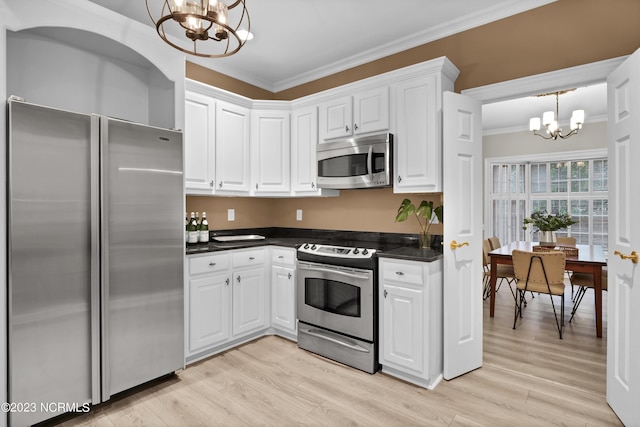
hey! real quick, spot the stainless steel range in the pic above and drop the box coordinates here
[296,243,379,373]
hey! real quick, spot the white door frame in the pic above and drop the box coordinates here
[462,56,625,105]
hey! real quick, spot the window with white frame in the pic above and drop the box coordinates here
[487,153,608,251]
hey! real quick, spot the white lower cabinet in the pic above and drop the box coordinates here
[189,273,230,353]
[232,266,267,336]
[186,246,297,363]
[270,247,297,337]
[378,257,443,389]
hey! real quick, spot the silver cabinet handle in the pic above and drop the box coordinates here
[249,256,255,261]
[219,181,223,188]
[288,273,292,280]
[383,289,388,298]
[311,182,315,188]
[225,278,230,286]
[395,271,405,276]
[345,125,350,133]
[209,262,216,267]
[278,255,284,259]
[354,123,358,131]
[255,183,258,190]
[210,180,214,188]
[397,176,402,183]
[236,275,241,283]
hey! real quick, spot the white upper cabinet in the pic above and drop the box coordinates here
[392,75,441,193]
[184,90,215,194]
[291,105,319,193]
[318,86,389,141]
[251,108,291,194]
[391,60,457,193]
[354,86,390,135]
[215,100,251,194]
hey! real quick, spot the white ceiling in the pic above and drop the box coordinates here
[84,0,606,134]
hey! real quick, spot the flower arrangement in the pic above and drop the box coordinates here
[395,199,443,248]
[522,210,577,232]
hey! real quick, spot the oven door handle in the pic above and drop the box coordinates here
[299,327,370,353]
[301,266,371,281]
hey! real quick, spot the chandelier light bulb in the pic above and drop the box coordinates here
[542,111,554,126]
[529,117,541,131]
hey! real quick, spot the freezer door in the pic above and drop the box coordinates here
[101,117,184,400]
[7,100,99,426]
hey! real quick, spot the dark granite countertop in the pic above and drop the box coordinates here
[186,227,442,263]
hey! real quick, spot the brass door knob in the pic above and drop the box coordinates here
[613,250,638,264]
[450,240,470,250]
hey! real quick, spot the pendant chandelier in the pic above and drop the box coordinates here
[146,0,251,58]
[528,90,584,140]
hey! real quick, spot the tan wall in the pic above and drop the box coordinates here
[186,0,640,100]
[186,190,443,235]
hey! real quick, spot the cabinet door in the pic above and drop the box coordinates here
[354,86,389,135]
[251,110,290,193]
[381,283,424,373]
[271,265,296,333]
[318,95,353,141]
[291,106,319,193]
[189,274,230,354]
[185,91,215,193]
[232,266,267,336]
[393,75,441,193]
[215,101,251,193]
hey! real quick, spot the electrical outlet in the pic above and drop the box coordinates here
[228,209,235,221]
[296,209,303,221]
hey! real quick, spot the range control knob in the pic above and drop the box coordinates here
[353,248,360,254]
[362,249,369,255]
[304,244,310,249]
[311,244,317,250]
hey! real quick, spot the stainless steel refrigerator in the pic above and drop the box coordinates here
[7,98,184,426]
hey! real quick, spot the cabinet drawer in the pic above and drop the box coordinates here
[271,248,295,266]
[381,259,423,286]
[232,249,265,268]
[189,253,230,276]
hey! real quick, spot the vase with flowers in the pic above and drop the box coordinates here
[522,210,577,246]
[395,199,443,249]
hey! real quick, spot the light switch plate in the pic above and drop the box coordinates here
[228,209,235,221]
[296,209,303,221]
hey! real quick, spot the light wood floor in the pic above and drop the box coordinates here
[52,282,621,427]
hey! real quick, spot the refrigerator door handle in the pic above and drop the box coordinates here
[99,115,112,402]
[90,115,102,404]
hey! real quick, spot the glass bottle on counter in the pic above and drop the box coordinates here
[187,212,199,244]
[198,212,209,243]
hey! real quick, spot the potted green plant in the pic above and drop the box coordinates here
[522,210,577,246]
[395,199,443,249]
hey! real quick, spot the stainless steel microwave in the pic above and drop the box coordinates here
[316,133,393,189]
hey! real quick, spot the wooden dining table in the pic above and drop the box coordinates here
[488,241,607,338]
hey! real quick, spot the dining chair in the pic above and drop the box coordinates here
[512,249,567,339]
[569,268,608,322]
[488,236,501,251]
[555,236,577,297]
[482,239,516,300]
[556,236,577,246]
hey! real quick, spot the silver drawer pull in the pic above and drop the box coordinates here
[249,256,255,261]
[395,271,405,276]
[209,262,216,267]
[278,255,284,259]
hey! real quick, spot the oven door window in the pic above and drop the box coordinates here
[304,278,361,317]
[318,153,368,177]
